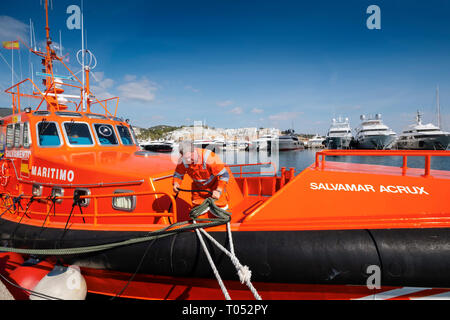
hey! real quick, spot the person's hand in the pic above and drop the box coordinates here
[173,182,180,194]
[212,189,222,200]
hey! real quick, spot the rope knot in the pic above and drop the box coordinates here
[237,265,252,284]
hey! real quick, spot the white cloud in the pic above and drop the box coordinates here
[251,107,263,114]
[0,16,28,42]
[117,77,157,102]
[124,74,137,82]
[93,71,105,81]
[99,78,114,89]
[90,71,115,99]
[92,71,114,89]
[230,107,243,115]
[90,85,115,100]
[269,111,302,121]
[217,100,233,107]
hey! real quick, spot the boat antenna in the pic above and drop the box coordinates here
[59,30,63,56]
[43,0,51,94]
[29,19,34,94]
[437,85,441,128]
[32,20,37,51]
[81,0,86,112]
[416,110,422,125]
[11,41,14,89]
[76,0,98,112]
[0,52,19,82]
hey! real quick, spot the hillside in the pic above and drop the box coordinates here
[137,125,181,141]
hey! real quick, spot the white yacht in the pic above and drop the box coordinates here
[223,140,250,151]
[324,117,353,149]
[193,139,223,152]
[306,134,326,148]
[395,111,450,150]
[278,129,304,151]
[253,134,278,151]
[354,114,396,149]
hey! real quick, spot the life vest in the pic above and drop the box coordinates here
[173,148,229,190]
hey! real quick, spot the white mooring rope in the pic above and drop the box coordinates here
[193,221,231,300]
[194,220,262,300]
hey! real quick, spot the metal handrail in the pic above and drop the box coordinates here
[226,161,277,177]
[6,190,177,226]
[315,149,450,177]
[5,76,117,117]
[5,78,54,113]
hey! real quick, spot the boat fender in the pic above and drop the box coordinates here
[1,161,10,187]
[30,265,87,300]
[8,257,54,299]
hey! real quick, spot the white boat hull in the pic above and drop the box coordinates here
[355,134,396,150]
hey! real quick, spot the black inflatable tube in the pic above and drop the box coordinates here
[1,217,450,288]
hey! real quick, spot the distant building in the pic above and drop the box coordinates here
[167,126,281,142]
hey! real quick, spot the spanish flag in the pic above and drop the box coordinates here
[2,41,19,50]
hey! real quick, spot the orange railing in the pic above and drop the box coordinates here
[90,96,120,116]
[5,77,119,117]
[4,190,177,226]
[226,162,277,177]
[315,149,450,177]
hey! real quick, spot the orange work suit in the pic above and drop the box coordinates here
[173,148,229,208]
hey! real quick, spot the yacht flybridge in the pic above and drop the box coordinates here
[0,1,450,301]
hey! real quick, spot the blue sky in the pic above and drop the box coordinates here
[1,0,450,134]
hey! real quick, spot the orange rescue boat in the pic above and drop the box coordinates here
[0,0,449,300]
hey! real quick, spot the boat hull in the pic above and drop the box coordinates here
[278,141,304,151]
[355,134,396,150]
[396,134,450,150]
[325,136,352,149]
[3,217,450,290]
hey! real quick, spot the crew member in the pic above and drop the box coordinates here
[172,140,230,209]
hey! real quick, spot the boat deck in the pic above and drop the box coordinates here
[319,161,450,179]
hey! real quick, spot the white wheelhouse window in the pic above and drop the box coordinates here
[130,125,139,145]
[93,123,119,146]
[36,121,63,147]
[116,125,135,146]
[6,124,13,148]
[13,123,21,148]
[23,122,31,148]
[62,121,95,147]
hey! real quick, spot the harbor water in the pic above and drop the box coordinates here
[217,149,450,175]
